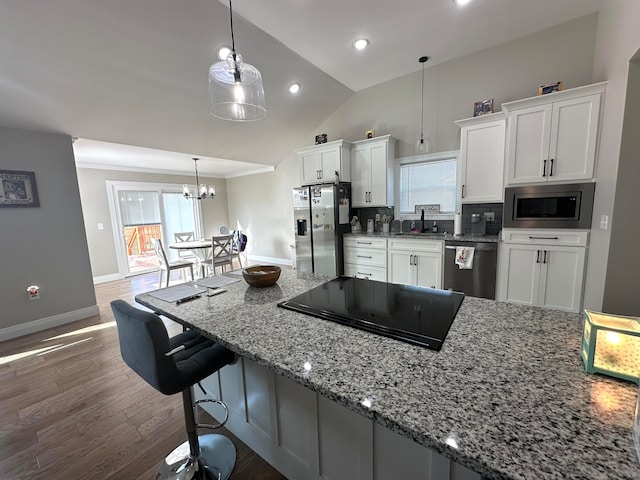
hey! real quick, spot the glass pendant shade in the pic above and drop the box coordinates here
[209,53,266,122]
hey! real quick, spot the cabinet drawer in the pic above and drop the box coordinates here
[502,229,588,247]
[387,238,443,253]
[344,264,387,282]
[344,247,387,267]
[344,237,387,249]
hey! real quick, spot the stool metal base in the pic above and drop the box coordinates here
[156,434,236,480]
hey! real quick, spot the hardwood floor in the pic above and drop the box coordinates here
[0,271,287,480]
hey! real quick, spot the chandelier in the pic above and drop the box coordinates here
[183,158,215,200]
[208,0,266,121]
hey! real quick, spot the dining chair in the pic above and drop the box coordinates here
[174,231,196,261]
[209,234,237,274]
[152,238,194,287]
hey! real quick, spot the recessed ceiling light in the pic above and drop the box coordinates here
[453,0,472,6]
[217,46,231,60]
[353,38,369,50]
[288,83,301,94]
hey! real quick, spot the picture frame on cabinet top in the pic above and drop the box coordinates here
[473,98,494,117]
[538,81,563,95]
[315,134,327,145]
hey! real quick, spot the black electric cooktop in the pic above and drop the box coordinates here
[278,276,464,351]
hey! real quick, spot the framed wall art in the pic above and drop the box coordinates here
[473,98,494,117]
[0,170,40,207]
[538,81,563,95]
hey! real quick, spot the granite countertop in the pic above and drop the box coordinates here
[135,270,638,480]
[346,231,501,243]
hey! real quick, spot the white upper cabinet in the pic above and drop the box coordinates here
[503,82,606,185]
[351,135,396,208]
[455,112,506,203]
[296,139,352,185]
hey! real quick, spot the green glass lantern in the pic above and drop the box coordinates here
[581,309,640,384]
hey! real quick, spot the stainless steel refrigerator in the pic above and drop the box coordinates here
[293,182,351,276]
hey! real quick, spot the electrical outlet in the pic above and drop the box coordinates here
[484,212,495,222]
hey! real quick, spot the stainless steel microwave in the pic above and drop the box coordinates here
[503,182,595,229]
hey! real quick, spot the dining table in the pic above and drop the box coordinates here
[169,239,212,277]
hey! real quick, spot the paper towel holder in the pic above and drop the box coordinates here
[454,212,464,237]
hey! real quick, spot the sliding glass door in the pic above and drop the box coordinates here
[108,181,202,276]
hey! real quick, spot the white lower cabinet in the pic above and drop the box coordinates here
[197,357,480,480]
[387,239,443,289]
[498,229,588,312]
[344,236,387,281]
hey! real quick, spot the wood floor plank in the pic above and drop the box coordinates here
[0,271,287,480]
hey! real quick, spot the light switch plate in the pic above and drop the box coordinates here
[484,212,495,222]
[600,215,608,230]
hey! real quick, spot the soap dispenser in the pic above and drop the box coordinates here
[431,221,438,233]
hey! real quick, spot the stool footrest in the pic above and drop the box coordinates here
[195,398,229,429]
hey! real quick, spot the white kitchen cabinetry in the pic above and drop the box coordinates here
[455,112,506,203]
[497,229,588,312]
[343,236,387,281]
[351,135,396,207]
[197,357,480,480]
[387,238,443,289]
[297,139,352,185]
[503,82,606,185]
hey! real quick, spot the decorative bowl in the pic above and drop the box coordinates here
[242,265,282,287]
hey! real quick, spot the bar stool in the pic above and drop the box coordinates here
[110,300,236,480]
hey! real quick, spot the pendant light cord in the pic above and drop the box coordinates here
[420,63,425,142]
[419,56,429,143]
[228,0,236,53]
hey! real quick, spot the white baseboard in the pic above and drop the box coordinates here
[93,273,121,284]
[0,305,101,342]
[248,255,293,267]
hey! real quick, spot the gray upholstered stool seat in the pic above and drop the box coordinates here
[110,299,236,480]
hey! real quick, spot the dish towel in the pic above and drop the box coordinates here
[455,247,475,270]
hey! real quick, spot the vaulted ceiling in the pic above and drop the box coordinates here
[0,0,602,176]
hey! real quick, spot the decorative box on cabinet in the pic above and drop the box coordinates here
[387,238,443,289]
[351,135,396,207]
[497,229,588,312]
[455,112,506,203]
[296,139,352,185]
[502,82,606,185]
[344,236,387,281]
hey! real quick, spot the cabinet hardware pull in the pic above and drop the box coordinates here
[462,185,465,198]
[549,159,554,176]
[357,255,372,259]
[357,241,372,245]
[542,159,547,177]
[409,255,413,265]
[357,272,372,277]
[536,250,540,263]
[414,256,418,266]
[529,236,559,240]
[543,250,548,264]
[319,169,322,179]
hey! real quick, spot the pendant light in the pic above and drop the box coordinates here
[208,0,266,121]
[417,56,430,154]
[183,158,216,200]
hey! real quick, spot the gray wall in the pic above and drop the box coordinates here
[0,127,96,330]
[77,167,230,279]
[602,56,640,315]
[585,0,640,314]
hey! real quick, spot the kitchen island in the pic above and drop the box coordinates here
[135,269,638,480]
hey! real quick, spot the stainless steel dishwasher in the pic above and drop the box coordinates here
[444,240,497,300]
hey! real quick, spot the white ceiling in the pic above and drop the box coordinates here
[0,0,603,177]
